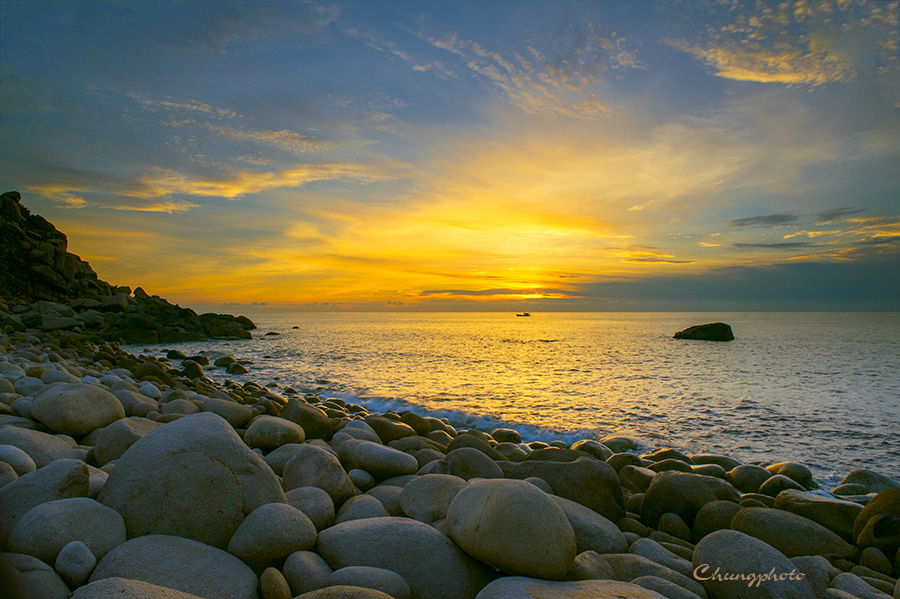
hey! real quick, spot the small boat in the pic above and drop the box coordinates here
[516,312,531,317]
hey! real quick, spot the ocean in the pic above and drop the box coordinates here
[126,311,900,487]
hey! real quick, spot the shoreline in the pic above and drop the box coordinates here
[2,315,900,597]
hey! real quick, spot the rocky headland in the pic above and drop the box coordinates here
[1,193,899,599]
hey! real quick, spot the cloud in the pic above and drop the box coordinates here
[728,214,798,227]
[734,242,815,249]
[815,207,866,223]
[420,288,569,297]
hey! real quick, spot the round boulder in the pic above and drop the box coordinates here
[30,383,125,435]
[640,471,717,528]
[244,415,306,449]
[447,478,576,580]
[227,503,317,568]
[72,577,206,598]
[474,577,669,599]
[730,507,853,558]
[92,417,162,466]
[97,412,286,549]
[400,474,468,523]
[350,441,419,480]
[282,443,356,506]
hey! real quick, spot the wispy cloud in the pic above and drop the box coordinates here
[728,214,798,227]
[735,241,815,249]
[815,207,866,223]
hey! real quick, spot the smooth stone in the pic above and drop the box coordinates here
[0,443,37,475]
[731,507,854,558]
[692,529,815,599]
[72,577,206,598]
[445,447,504,480]
[260,567,292,599]
[30,383,125,435]
[282,443,356,506]
[296,588,393,599]
[263,443,305,476]
[650,459,695,473]
[657,512,692,542]
[602,553,707,598]
[9,497,126,562]
[445,432,505,460]
[619,465,657,493]
[474,577,669,599]
[691,464,727,479]
[500,456,626,522]
[631,576,705,599]
[286,486,335,531]
[160,399,199,416]
[0,426,80,467]
[447,478,576,580]
[201,397,253,428]
[281,400,332,439]
[490,427,521,443]
[840,469,900,494]
[366,485,404,516]
[629,537,693,577]
[601,436,639,452]
[349,467,375,491]
[3,552,71,599]
[564,550,616,581]
[92,416,161,466]
[766,462,813,489]
[89,534,259,599]
[283,550,333,596]
[227,502,316,568]
[0,458,89,546]
[97,412,285,549]
[758,474,806,497]
[607,452,645,472]
[350,440,419,479]
[244,415,306,449]
[690,454,741,471]
[0,459,17,487]
[854,488,900,546]
[55,540,97,587]
[316,516,495,599]
[328,566,411,599]
[790,555,835,598]
[726,465,772,494]
[860,547,893,576]
[641,472,717,528]
[400,473,467,523]
[570,438,614,461]
[692,500,742,542]
[774,489,863,542]
[335,494,389,524]
[830,572,893,599]
[551,494,628,555]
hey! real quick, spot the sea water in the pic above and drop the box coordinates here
[128,311,900,487]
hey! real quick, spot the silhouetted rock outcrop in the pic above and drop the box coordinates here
[0,191,254,343]
[673,322,734,342]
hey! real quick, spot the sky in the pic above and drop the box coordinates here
[1,0,899,311]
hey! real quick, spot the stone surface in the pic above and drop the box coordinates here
[641,472,718,528]
[54,540,97,587]
[72,577,207,598]
[335,494,389,524]
[316,516,495,599]
[286,486,335,531]
[830,572,894,599]
[89,534,259,599]
[260,567,292,599]
[8,497,126,562]
[97,412,285,549]
[227,502,317,568]
[0,458,90,546]
[840,469,900,494]
[328,566,411,599]
[692,500,742,542]
[281,400,332,439]
[730,507,854,558]
[758,474,806,497]
[201,398,253,428]
[447,478,577,580]
[475,577,669,598]
[92,416,161,466]
[283,550,333,596]
[30,383,125,435]
[2,552,71,599]
[692,529,816,599]
[766,462,813,489]
[726,465,772,494]
[400,474,468,523]
[551,494,629,555]
[0,443,37,475]
[445,447,504,480]
[282,442,356,506]
[629,538,693,577]
[244,415,306,449]
[350,441,420,479]
[673,323,734,341]
[0,426,80,467]
[296,588,394,599]
[602,553,706,598]
[774,489,863,541]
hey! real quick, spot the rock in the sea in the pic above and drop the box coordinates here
[474,577,669,599]
[316,516,495,599]
[54,540,97,587]
[72,577,207,598]
[0,458,90,546]
[731,507,853,558]
[692,529,815,598]
[765,462,813,489]
[673,323,734,341]
[89,534,259,599]
[840,469,900,494]
[446,478,577,580]
[774,489,863,541]
[282,443,356,506]
[29,383,125,435]
[227,502,316,568]
[97,412,285,549]
[8,497,125,563]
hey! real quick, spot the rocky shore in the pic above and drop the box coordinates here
[0,324,899,599]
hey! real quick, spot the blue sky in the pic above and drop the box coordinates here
[2,0,898,310]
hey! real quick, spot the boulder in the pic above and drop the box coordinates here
[774,489,863,541]
[281,400,332,439]
[570,439,614,461]
[227,503,316,568]
[350,440,419,479]
[201,398,253,428]
[97,412,285,549]
[630,576,705,599]
[282,443,356,506]
[296,588,393,599]
[8,497,126,562]
[673,323,734,341]
[692,500,742,542]
[0,426,81,467]
[853,487,900,555]
[72,577,206,598]
[731,507,853,558]
[0,458,89,545]
[726,465,772,494]
[364,416,417,443]
[92,416,161,466]
[692,530,815,598]
[0,443,37,475]
[550,494,628,555]
[641,472,718,528]
[500,456,625,522]
[400,473,468,523]
[446,478,576,580]
[765,462,813,489]
[602,553,706,597]
[89,534,258,599]
[328,566,411,599]
[839,469,900,494]
[244,415,306,449]
[316,516,495,599]
[335,494,389,524]
[446,447,504,480]
[55,540,97,587]
[1,552,71,599]
[30,383,125,435]
[260,568,292,599]
[629,537,693,577]
[285,486,335,531]
[758,474,805,497]
[564,550,616,581]
[283,550,333,596]
[474,577,668,599]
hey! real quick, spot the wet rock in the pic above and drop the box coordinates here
[766,462,813,489]
[840,469,900,494]
[758,474,806,497]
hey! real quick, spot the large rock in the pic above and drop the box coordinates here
[601,553,706,597]
[55,540,97,587]
[89,534,259,599]
[0,458,89,545]
[72,577,207,598]
[692,529,816,598]
[244,415,306,449]
[500,456,625,522]
[8,497,125,562]
[280,400,331,439]
[0,426,80,467]
[0,443,36,475]
[774,489,863,541]
[364,415,416,443]
[839,469,900,494]
[400,474,467,523]
[641,472,718,528]
[350,441,419,479]
[201,398,253,428]
[692,500,742,541]
[92,416,161,466]
[730,507,854,558]
[227,503,316,568]
[316,516,495,599]
[446,478,576,580]
[282,443,356,506]
[853,487,900,555]
[29,383,125,435]
[550,494,628,555]
[328,566,411,599]
[1,552,71,599]
[446,447,504,480]
[286,486,335,531]
[673,323,734,341]
[474,577,668,599]
[97,412,285,549]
